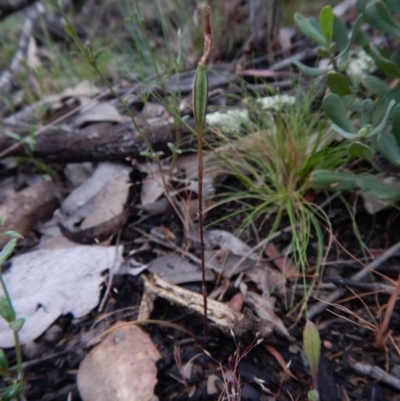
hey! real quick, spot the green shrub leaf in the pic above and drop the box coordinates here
[0,239,16,268]
[392,103,400,145]
[366,99,396,137]
[292,60,331,76]
[333,16,350,52]
[364,0,400,38]
[357,176,400,201]
[9,318,25,332]
[376,133,400,166]
[363,75,390,97]
[361,99,374,126]
[294,13,326,47]
[303,320,321,376]
[0,297,13,323]
[386,0,400,14]
[348,141,374,161]
[319,6,334,44]
[323,94,357,133]
[365,44,400,77]
[311,170,358,191]
[372,88,400,125]
[327,72,353,96]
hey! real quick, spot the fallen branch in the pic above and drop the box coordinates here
[0,119,197,163]
[308,240,400,319]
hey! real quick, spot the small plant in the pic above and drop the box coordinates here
[203,330,264,401]
[211,88,348,304]
[303,320,321,401]
[0,218,24,401]
[192,5,213,340]
[294,2,400,203]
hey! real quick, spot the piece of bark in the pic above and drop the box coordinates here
[0,180,59,247]
[58,210,128,245]
[140,274,273,338]
[0,120,197,163]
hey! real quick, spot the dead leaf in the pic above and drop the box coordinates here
[208,229,258,261]
[204,250,254,277]
[148,253,214,284]
[62,81,100,99]
[74,101,122,127]
[0,245,122,347]
[61,162,130,229]
[27,36,40,69]
[245,291,291,339]
[81,168,129,229]
[264,242,296,277]
[77,324,161,401]
[141,171,165,206]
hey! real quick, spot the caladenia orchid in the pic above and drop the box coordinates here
[192,5,213,340]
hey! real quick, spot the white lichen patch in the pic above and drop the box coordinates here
[257,95,296,110]
[205,109,249,134]
[346,50,376,80]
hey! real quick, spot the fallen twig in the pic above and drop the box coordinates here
[348,357,400,391]
[308,240,400,319]
[139,274,273,338]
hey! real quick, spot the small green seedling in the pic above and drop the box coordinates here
[0,220,24,401]
[303,320,321,401]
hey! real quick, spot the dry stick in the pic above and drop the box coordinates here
[308,239,400,319]
[193,6,213,340]
[0,87,114,159]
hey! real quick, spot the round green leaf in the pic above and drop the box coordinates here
[323,93,357,133]
[319,6,334,44]
[327,72,353,96]
[363,75,390,97]
[348,141,374,161]
[9,318,25,332]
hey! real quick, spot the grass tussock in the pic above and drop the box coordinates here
[209,88,348,280]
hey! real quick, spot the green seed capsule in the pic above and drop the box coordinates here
[193,64,208,133]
